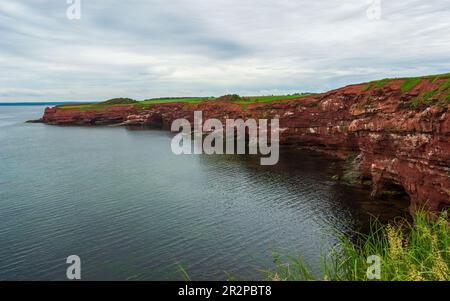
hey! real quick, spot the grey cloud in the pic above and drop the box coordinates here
[0,0,449,102]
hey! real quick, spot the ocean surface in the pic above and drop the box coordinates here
[0,106,409,280]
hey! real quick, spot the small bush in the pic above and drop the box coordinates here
[101,98,137,105]
[216,94,247,102]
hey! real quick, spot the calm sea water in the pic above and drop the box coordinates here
[0,106,409,280]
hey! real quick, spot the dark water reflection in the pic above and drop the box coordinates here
[0,106,409,280]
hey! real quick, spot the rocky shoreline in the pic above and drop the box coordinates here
[32,76,450,212]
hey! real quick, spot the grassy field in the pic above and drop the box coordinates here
[265,209,449,281]
[58,94,313,111]
[59,97,210,111]
[234,94,312,107]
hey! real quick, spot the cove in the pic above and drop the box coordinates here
[0,106,410,280]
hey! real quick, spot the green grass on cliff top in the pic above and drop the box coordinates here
[362,72,450,92]
[233,94,312,107]
[59,97,209,110]
[58,73,450,111]
[362,73,450,107]
[58,93,313,111]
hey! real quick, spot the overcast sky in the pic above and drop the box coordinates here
[1,0,450,102]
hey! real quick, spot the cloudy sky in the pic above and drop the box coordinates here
[1,0,450,102]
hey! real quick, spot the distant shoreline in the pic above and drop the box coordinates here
[0,102,95,106]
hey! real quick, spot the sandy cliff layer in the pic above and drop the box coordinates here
[38,78,450,212]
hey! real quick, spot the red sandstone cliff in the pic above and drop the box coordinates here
[37,77,450,212]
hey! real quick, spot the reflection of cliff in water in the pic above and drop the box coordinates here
[197,148,411,234]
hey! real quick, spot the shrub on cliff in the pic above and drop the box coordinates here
[215,94,249,102]
[101,98,137,105]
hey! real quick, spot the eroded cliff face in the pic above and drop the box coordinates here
[38,78,450,212]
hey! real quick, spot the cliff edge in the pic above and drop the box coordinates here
[37,74,450,212]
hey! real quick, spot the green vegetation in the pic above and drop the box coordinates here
[401,77,422,92]
[361,77,398,92]
[374,79,389,88]
[177,264,192,281]
[59,97,211,111]
[265,209,450,281]
[60,97,137,110]
[410,78,450,108]
[362,73,450,93]
[429,73,450,81]
[101,98,137,105]
[410,91,437,108]
[233,93,313,108]
[247,93,312,103]
[439,78,450,90]
[135,97,211,108]
[358,73,450,108]
[57,72,450,111]
[362,76,422,93]
[215,94,245,102]
[57,93,313,111]
[362,83,372,92]
[58,103,119,111]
